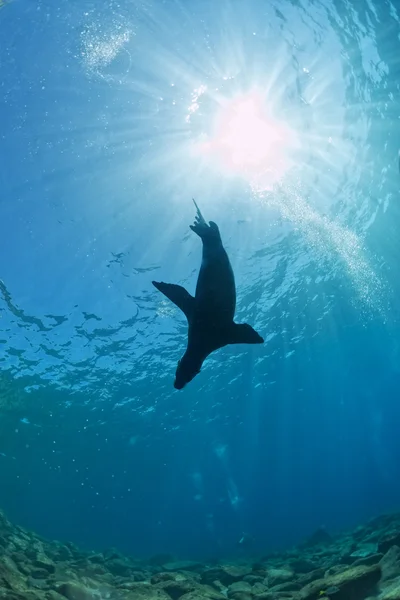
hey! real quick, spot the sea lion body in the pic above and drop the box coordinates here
[153,202,263,389]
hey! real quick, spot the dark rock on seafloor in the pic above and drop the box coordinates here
[252,581,269,594]
[299,528,333,549]
[227,581,252,597]
[30,569,51,580]
[151,572,179,584]
[201,565,253,586]
[379,577,400,600]
[297,569,326,586]
[380,546,400,582]
[324,565,350,577]
[296,564,382,600]
[267,567,295,586]
[148,554,175,567]
[55,582,96,600]
[379,536,400,555]
[289,559,319,574]
[155,579,200,599]
[243,574,264,585]
[270,581,302,592]
[178,594,224,600]
[104,556,133,577]
[86,553,104,564]
[352,552,384,567]
[162,561,204,573]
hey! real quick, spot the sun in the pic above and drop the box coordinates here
[196,89,299,189]
[216,95,282,169]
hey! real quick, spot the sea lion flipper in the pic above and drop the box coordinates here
[192,198,206,225]
[226,323,264,345]
[190,200,221,241]
[152,281,194,319]
[190,198,213,239]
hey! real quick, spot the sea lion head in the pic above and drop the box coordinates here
[174,352,202,390]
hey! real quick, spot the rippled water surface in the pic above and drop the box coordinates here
[1,0,400,558]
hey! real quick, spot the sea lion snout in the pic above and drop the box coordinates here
[174,355,201,390]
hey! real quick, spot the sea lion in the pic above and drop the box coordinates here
[152,200,264,389]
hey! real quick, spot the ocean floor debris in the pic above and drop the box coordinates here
[1,509,400,599]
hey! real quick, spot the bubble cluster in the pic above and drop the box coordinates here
[80,22,131,81]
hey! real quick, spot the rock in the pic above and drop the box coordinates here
[252,582,268,594]
[105,557,132,577]
[350,544,379,559]
[34,557,56,574]
[46,592,67,600]
[69,558,89,570]
[252,563,267,573]
[297,564,382,600]
[324,566,348,578]
[27,576,49,590]
[202,565,253,586]
[297,569,325,586]
[56,582,96,600]
[117,582,172,599]
[300,529,333,549]
[210,580,227,594]
[253,569,268,579]
[270,582,302,592]
[254,594,294,600]
[244,576,264,585]
[52,567,78,584]
[132,570,148,581]
[267,569,295,587]
[379,536,400,555]
[115,580,138,590]
[289,560,318,574]
[151,572,180,584]
[380,577,400,600]
[380,547,400,582]
[11,557,32,576]
[352,526,368,541]
[85,564,108,577]
[227,581,253,597]
[352,554,383,567]
[86,554,104,564]
[179,590,225,600]
[0,593,41,600]
[54,546,73,561]
[338,555,358,566]
[31,568,51,579]
[163,561,203,573]
[103,548,121,561]
[156,579,198,599]
[0,555,27,593]
[367,514,396,531]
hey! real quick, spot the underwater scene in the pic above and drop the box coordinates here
[1,0,400,598]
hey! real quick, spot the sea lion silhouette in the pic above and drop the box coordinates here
[152,200,264,389]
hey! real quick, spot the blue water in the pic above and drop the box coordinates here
[1,0,400,561]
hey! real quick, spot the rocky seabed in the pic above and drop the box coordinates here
[2,510,400,600]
